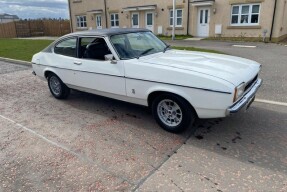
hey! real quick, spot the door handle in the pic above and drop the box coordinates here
[73,61,82,65]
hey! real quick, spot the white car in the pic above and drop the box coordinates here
[32,28,262,133]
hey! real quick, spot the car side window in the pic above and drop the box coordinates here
[54,38,77,57]
[80,37,112,61]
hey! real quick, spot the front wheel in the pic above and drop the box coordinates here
[47,74,70,99]
[152,94,196,133]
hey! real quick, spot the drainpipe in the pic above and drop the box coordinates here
[104,0,108,28]
[172,0,176,40]
[68,0,73,32]
[270,0,277,42]
[187,0,190,35]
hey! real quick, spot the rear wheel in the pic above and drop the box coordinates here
[47,73,70,99]
[152,93,196,133]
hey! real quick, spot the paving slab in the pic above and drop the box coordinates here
[0,69,195,191]
[137,102,287,191]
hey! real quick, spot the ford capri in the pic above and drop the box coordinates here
[32,28,262,133]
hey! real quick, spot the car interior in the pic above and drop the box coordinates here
[79,38,112,61]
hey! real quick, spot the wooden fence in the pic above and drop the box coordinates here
[0,20,71,38]
[0,22,17,38]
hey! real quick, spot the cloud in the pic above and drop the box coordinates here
[0,0,69,19]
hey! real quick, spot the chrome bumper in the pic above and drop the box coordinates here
[227,78,262,114]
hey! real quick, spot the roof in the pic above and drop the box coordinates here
[42,28,152,53]
[70,28,150,37]
[0,13,19,20]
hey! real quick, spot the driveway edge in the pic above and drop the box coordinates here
[0,57,32,66]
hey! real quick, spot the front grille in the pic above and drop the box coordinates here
[244,75,258,92]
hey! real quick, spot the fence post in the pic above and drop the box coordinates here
[14,21,18,38]
[28,20,31,37]
[60,20,63,36]
[42,19,45,36]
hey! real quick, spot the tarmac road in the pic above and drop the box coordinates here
[0,40,286,191]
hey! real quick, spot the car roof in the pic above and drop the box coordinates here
[67,28,151,37]
[41,28,152,53]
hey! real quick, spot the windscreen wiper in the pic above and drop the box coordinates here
[163,45,171,53]
[137,48,154,59]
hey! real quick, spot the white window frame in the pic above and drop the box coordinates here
[131,12,139,28]
[76,15,87,28]
[110,13,119,28]
[169,9,183,27]
[230,4,260,26]
[96,15,102,29]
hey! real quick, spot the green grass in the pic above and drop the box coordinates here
[0,39,224,62]
[0,39,54,61]
[172,46,225,54]
[157,35,193,40]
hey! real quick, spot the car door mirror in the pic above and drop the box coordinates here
[105,54,117,64]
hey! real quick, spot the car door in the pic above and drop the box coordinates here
[71,36,126,96]
[51,37,79,86]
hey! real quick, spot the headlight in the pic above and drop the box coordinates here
[233,83,245,102]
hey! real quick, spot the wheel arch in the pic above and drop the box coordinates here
[147,89,198,118]
[44,68,60,79]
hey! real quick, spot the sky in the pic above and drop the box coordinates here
[0,0,69,19]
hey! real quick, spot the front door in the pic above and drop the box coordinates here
[197,7,210,37]
[131,13,139,28]
[145,12,154,32]
[96,15,102,29]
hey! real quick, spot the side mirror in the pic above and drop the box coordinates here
[105,54,117,64]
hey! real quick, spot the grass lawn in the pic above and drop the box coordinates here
[157,35,193,40]
[0,39,53,62]
[0,39,224,62]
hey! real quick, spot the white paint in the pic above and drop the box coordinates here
[157,26,163,34]
[32,34,262,119]
[96,15,102,29]
[232,45,257,48]
[215,24,222,35]
[145,12,154,32]
[197,7,210,37]
[255,99,287,107]
[131,12,139,28]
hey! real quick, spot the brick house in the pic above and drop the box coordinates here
[68,0,287,41]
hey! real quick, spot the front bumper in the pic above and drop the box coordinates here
[227,78,262,114]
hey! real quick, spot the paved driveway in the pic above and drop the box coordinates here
[0,41,286,192]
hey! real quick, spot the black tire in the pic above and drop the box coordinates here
[47,73,70,99]
[152,93,196,133]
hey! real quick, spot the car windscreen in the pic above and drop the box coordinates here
[110,32,167,59]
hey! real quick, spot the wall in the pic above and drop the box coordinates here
[189,0,275,39]
[272,0,287,41]
[69,0,188,35]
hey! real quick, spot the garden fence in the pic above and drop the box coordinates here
[0,20,71,38]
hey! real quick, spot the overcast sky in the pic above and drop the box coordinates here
[0,0,69,19]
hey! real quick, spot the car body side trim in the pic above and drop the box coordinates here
[33,63,232,95]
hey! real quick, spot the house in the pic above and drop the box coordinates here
[0,13,19,23]
[68,0,287,42]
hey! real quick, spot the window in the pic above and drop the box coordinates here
[231,4,260,25]
[96,15,102,29]
[169,9,183,27]
[110,13,119,28]
[110,32,166,59]
[79,37,111,60]
[76,15,87,28]
[54,38,77,57]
